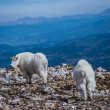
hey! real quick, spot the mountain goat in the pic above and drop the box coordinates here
[35,52,48,70]
[73,59,96,101]
[11,52,48,84]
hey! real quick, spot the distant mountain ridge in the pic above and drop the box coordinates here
[0,9,110,69]
[0,8,110,26]
[0,33,110,70]
[0,8,110,46]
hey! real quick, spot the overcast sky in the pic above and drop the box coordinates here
[0,0,110,21]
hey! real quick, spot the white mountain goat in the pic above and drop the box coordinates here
[73,59,96,101]
[35,52,48,71]
[11,52,48,84]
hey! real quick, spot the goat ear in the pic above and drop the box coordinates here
[10,56,15,60]
[11,56,18,61]
[16,57,18,60]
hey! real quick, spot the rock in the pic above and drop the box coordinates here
[8,98,22,105]
[49,94,62,100]
[0,68,7,74]
[62,63,68,67]
[45,100,59,109]
[0,95,5,101]
[0,87,11,92]
[100,90,105,96]
[105,90,110,95]
[96,72,105,79]
[71,105,76,109]
[21,87,26,92]
[26,103,34,109]
[0,65,109,109]
[43,87,55,94]
[0,78,3,82]
[29,96,43,101]
[96,67,106,72]
[0,104,9,110]
[93,90,101,97]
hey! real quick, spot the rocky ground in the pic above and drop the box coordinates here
[0,64,110,110]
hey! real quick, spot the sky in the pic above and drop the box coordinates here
[0,0,110,21]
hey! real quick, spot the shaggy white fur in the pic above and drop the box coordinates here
[11,52,48,84]
[73,59,96,101]
[35,52,48,70]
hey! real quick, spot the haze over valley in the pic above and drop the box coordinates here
[0,8,110,69]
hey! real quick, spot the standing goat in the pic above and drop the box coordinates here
[73,59,96,101]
